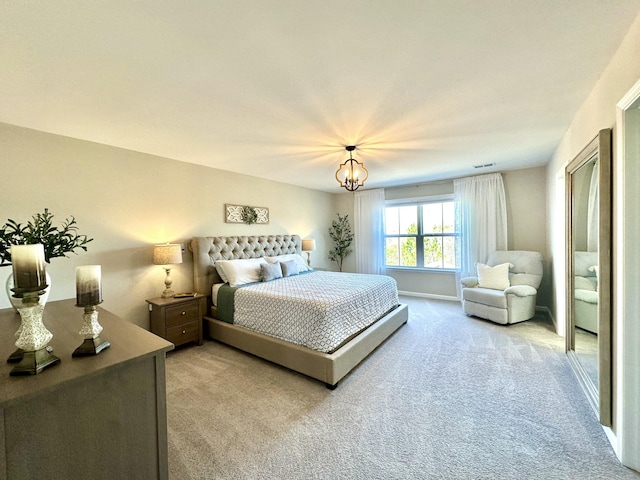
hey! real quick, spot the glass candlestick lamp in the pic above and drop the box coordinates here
[9,244,60,375]
[73,265,110,356]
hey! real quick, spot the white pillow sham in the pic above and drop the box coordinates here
[215,257,268,287]
[211,283,224,307]
[265,253,311,272]
[476,262,513,291]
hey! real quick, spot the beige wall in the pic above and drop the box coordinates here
[0,122,337,328]
[502,166,549,306]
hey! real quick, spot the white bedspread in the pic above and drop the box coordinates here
[234,271,399,353]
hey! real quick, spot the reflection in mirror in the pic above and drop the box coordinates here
[566,129,611,427]
[572,160,599,389]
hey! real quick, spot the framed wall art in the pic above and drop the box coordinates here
[225,204,269,225]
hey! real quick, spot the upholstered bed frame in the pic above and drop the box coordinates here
[189,234,408,388]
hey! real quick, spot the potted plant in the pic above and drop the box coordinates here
[0,208,93,266]
[0,209,93,306]
[328,213,354,272]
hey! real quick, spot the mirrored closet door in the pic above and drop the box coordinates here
[565,129,612,426]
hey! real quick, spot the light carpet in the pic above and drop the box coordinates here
[165,296,639,479]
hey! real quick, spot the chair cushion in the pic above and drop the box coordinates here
[487,251,543,289]
[462,287,508,309]
[476,262,511,290]
[575,289,598,305]
[575,275,597,291]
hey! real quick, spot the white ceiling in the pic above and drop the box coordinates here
[1,1,639,192]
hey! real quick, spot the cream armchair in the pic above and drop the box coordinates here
[461,251,543,325]
[574,251,598,334]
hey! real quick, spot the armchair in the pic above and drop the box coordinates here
[574,251,598,334]
[461,251,543,325]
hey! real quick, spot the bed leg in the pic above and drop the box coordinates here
[326,382,338,390]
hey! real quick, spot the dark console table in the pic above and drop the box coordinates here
[0,299,174,480]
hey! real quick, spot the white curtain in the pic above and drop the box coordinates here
[454,173,508,298]
[354,188,386,275]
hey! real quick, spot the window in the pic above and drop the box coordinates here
[384,199,458,269]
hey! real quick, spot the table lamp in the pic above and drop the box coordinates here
[301,239,316,267]
[153,243,182,297]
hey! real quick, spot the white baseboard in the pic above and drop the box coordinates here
[398,293,558,328]
[535,305,557,331]
[398,291,459,302]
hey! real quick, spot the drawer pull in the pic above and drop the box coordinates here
[182,330,186,334]
[181,311,186,315]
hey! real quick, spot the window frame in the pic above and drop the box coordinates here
[384,195,459,271]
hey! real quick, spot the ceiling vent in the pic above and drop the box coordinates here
[473,162,496,169]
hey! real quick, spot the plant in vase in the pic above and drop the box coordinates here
[0,208,93,306]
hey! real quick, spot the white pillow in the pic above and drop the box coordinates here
[476,262,512,291]
[211,283,224,306]
[215,261,231,283]
[265,253,311,272]
[215,258,267,287]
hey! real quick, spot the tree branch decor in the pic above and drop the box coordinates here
[0,208,93,266]
[328,213,354,272]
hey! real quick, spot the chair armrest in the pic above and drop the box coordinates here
[461,276,478,288]
[504,285,537,297]
[575,289,598,304]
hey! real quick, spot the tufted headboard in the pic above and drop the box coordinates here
[189,235,302,297]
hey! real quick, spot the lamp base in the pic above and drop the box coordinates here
[7,348,24,363]
[10,347,60,376]
[72,337,110,357]
[7,345,54,364]
[161,267,175,298]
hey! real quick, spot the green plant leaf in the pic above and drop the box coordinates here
[0,209,93,265]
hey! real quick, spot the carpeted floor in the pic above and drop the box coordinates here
[165,296,639,479]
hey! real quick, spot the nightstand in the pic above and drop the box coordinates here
[146,294,205,347]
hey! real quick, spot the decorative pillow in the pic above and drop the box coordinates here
[215,258,267,287]
[265,254,311,272]
[280,259,299,277]
[260,263,283,282]
[476,262,512,291]
[588,265,599,282]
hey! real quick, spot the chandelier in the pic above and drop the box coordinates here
[335,145,368,192]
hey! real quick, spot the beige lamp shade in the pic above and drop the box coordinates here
[301,239,316,252]
[153,244,183,265]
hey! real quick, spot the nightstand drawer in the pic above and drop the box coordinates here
[146,294,204,347]
[165,302,199,326]
[166,321,199,345]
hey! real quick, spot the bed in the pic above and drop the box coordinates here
[189,234,408,388]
